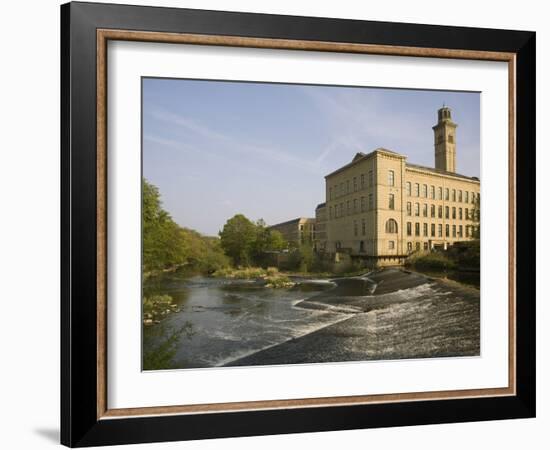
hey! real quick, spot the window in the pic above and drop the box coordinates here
[361,196,365,212]
[438,224,443,237]
[452,225,457,237]
[388,170,395,187]
[415,222,420,236]
[416,242,421,251]
[386,219,398,233]
[465,225,470,237]
[406,182,411,196]
[388,240,395,250]
[415,203,420,216]
[368,194,373,210]
[438,187,443,200]
[346,180,350,194]
[354,220,358,236]
[431,223,436,237]
[361,174,365,189]
[448,134,454,143]
[362,219,366,236]
[422,184,428,198]
[458,190,463,202]
[407,202,412,216]
[329,206,332,219]
[465,208,469,220]
[452,189,456,202]
[389,194,395,210]
[471,192,475,203]
[431,204,436,218]
[407,222,412,236]
[423,203,428,217]
[407,242,413,252]
[465,191,469,203]
[415,183,420,197]
[368,170,373,187]
[445,224,450,237]
[459,208,463,220]
[445,206,449,219]
[438,205,443,218]
[445,188,449,200]
[340,182,343,195]
[353,198,358,213]
[329,187,332,200]
[423,223,428,237]
[452,207,456,219]
[424,242,429,251]
[353,177,357,192]
[458,225,463,237]
[340,203,343,217]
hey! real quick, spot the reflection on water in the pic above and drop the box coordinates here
[143,270,479,370]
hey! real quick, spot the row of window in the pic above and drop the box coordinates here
[406,181,478,204]
[328,169,479,207]
[406,202,478,221]
[406,222,477,238]
[329,195,479,220]
[329,170,376,200]
[330,195,375,219]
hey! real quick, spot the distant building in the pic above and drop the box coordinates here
[269,217,315,247]
[314,203,327,252]
[324,106,480,266]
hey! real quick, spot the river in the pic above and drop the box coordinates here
[143,268,480,370]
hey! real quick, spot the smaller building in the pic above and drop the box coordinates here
[314,203,327,252]
[269,217,315,247]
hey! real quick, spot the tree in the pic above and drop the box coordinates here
[142,179,187,271]
[219,214,257,266]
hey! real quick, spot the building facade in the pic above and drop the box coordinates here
[324,107,480,265]
[269,217,315,247]
[314,203,327,252]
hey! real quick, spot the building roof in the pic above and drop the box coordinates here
[316,202,326,209]
[324,148,479,183]
[325,148,404,178]
[405,162,479,182]
[268,217,315,228]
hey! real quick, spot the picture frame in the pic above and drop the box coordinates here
[60,1,536,447]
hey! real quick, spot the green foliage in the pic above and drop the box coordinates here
[219,215,288,266]
[142,323,194,371]
[218,214,257,266]
[447,240,480,269]
[142,179,229,275]
[406,252,458,270]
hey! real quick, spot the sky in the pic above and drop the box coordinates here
[143,78,480,236]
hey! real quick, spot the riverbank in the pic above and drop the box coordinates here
[224,268,480,367]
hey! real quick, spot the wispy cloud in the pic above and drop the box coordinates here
[149,109,325,174]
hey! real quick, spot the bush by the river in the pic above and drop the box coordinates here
[406,252,458,270]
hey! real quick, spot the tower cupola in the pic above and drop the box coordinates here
[432,106,457,173]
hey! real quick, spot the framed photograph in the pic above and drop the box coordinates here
[61,1,536,447]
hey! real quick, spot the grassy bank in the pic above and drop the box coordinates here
[212,266,295,288]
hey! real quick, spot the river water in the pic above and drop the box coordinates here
[143,269,480,370]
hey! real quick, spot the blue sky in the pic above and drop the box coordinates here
[143,78,480,236]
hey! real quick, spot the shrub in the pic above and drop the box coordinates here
[406,252,457,270]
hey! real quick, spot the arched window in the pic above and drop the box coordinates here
[386,219,398,233]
